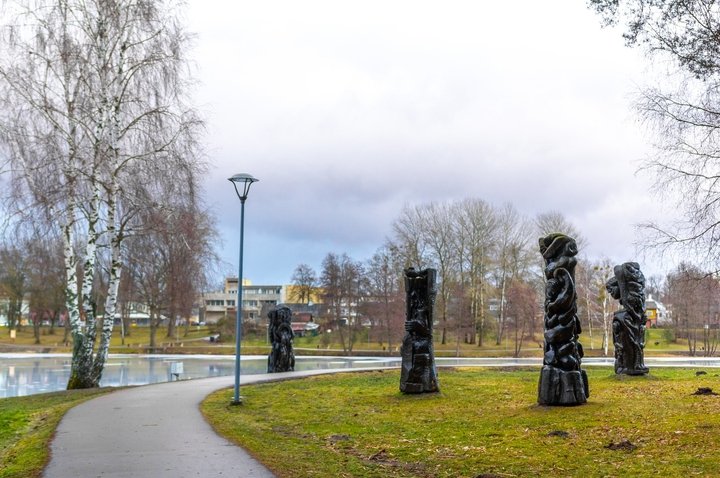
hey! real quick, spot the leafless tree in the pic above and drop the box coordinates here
[26,236,65,343]
[505,279,541,358]
[0,242,27,332]
[290,263,318,304]
[589,1,720,271]
[492,204,534,346]
[666,262,720,356]
[392,202,458,344]
[320,252,365,355]
[576,259,613,354]
[535,211,587,251]
[392,203,429,269]
[0,0,204,388]
[454,198,498,346]
[364,243,405,353]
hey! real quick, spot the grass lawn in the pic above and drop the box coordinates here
[202,367,720,478]
[0,325,215,353]
[0,388,113,478]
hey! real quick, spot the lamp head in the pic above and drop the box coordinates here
[228,173,259,201]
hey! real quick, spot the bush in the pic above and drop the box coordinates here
[662,327,676,343]
[213,315,235,342]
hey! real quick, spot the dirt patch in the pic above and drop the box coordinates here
[327,434,351,443]
[547,430,570,438]
[270,426,313,439]
[356,448,433,477]
[368,449,389,461]
[605,440,637,452]
[692,387,718,396]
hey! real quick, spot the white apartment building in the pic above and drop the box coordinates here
[199,278,284,324]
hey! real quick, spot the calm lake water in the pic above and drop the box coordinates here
[2,354,718,398]
[0,354,402,398]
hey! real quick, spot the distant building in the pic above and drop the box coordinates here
[646,294,669,327]
[199,278,283,324]
[283,285,323,305]
[282,302,322,337]
[0,297,30,327]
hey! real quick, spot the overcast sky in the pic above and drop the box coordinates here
[185,0,675,286]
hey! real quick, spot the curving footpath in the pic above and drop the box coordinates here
[43,369,379,478]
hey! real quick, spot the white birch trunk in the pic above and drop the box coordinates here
[602,295,609,357]
[63,222,81,337]
[497,271,507,346]
[585,289,594,350]
[93,217,121,381]
[80,183,101,341]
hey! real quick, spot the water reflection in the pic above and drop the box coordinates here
[0,354,401,398]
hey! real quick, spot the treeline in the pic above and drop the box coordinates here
[664,263,720,356]
[0,209,218,348]
[291,199,630,356]
[291,198,720,357]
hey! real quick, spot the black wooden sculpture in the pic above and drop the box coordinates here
[537,233,589,406]
[267,306,295,373]
[400,267,439,394]
[606,262,649,376]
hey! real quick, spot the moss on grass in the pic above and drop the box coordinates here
[202,367,720,478]
[0,388,112,478]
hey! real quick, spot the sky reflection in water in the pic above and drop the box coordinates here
[0,354,399,398]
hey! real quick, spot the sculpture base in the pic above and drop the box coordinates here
[537,366,589,406]
[616,366,649,376]
[400,351,439,394]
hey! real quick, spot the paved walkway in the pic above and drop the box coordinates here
[41,357,719,478]
[43,369,367,478]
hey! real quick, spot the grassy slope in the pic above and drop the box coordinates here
[0,388,111,478]
[202,367,720,478]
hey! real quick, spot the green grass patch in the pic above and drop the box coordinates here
[0,325,215,353]
[202,367,720,477]
[0,388,113,478]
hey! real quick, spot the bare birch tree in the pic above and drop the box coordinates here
[454,198,498,346]
[419,202,456,345]
[0,0,204,388]
[492,204,534,346]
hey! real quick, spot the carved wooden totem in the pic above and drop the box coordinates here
[606,262,649,375]
[537,233,589,406]
[267,306,295,373]
[400,267,439,394]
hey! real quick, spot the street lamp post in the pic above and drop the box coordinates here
[228,173,259,405]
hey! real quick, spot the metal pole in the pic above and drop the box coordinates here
[233,198,246,405]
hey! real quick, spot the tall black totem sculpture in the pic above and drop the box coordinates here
[606,262,649,376]
[267,306,295,373]
[538,233,589,406]
[400,267,439,394]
